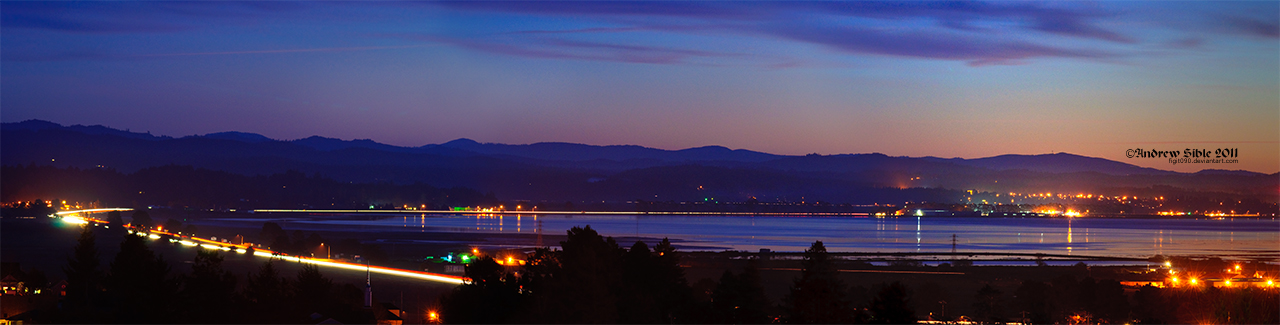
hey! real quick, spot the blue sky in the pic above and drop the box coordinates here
[3,1,1277,173]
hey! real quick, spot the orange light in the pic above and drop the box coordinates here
[1189,278,1198,285]
[506,256,514,265]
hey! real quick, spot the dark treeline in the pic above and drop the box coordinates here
[1,164,499,210]
[52,225,372,324]
[28,223,1280,324]
[256,221,388,263]
[442,227,1279,324]
[440,227,922,324]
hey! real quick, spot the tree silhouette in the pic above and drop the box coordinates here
[162,218,182,232]
[711,259,772,323]
[971,284,1005,323]
[130,209,154,229]
[105,211,123,226]
[293,263,334,317]
[1013,280,1054,324]
[786,241,858,323]
[618,241,663,323]
[550,226,623,323]
[1130,284,1168,324]
[616,239,693,323]
[870,281,916,324]
[177,250,240,323]
[105,233,177,323]
[651,238,692,321]
[61,226,105,323]
[440,256,524,323]
[1090,279,1129,323]
[244,261,292,323]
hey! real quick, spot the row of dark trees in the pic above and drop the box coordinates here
[441,226,1279,324]
[42,223,1280,324]
[256,222,388,262]
[54,226,371,324]
[439,226,919,324]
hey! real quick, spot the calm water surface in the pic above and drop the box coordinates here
[209,214,1280,257]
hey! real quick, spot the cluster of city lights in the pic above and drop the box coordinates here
[1164,262,1276,289]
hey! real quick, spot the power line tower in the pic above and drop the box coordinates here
[535,217,544,248]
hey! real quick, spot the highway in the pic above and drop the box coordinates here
[55,208,466,285]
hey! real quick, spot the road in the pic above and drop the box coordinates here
[56,208,466,285]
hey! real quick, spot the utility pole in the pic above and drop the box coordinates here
[364,261,372,308]
[951,234,957,254]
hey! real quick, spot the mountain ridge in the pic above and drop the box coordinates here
[3,120,1275,203]
[4,119,1249,176]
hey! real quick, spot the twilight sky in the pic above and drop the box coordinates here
[3,1,1277,173]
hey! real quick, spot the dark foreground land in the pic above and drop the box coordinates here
[3,215,1277,324]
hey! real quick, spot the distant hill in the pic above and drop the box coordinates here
[3,120,1274,203]
[434,138,780,163]
[923,153,1176,176]
[3,119,168,141]
[197,131,276,143]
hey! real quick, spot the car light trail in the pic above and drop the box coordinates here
[55,208,133,215]
[63,207,465,286]
[143,228,466,284]
[61,216,90,224]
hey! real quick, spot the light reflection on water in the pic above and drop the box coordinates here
[209,214,1279,257]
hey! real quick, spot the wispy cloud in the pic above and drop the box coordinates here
[400,33,743,65]
[1,1,303,34]
[131,45,431,58]
[3,45,431,62]
[797,2,1135,43]
[438,1,765,20]
[440,1,1135,67]
[6,1,1268,67]
[1227,17,1280,38]
[762,23,1119,66]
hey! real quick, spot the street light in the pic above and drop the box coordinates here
[320,243,330,259]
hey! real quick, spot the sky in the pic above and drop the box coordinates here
[3,1,1278,173]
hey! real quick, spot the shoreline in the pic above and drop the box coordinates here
[249,209,1278,219]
